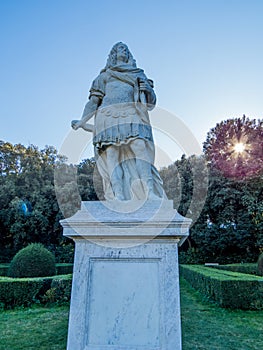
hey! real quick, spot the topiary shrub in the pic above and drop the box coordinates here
[257,253,263,276]
[8,243,56,278]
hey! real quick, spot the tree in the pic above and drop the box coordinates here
[0,141,100,262]
[0,142,66,260]
[77,158,103,201]
[160,154,208,221]
[203,115,263,179]
[160,149,262,263]
[160,154,209,254]
[241,177,263,251]
[202,115,263,260]
[190,166,259,263]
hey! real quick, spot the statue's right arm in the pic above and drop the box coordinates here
[71,96,100,130]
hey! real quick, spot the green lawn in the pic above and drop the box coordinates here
[1,278,263,349]
[180,278,263,350]
[0,306,68,350]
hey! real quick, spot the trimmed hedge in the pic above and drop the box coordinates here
[0,264,9,277]
[209,263,258,275]
[180,264,263,310]
[0,274,72,309]
[56,263,73,275]
[48,275,72,303]
[258,253,263,276]
[0,263,73,277]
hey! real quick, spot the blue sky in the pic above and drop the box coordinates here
[1,0,263,164]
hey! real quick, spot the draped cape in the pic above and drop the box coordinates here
[88,64,165,200]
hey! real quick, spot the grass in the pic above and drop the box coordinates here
[0,263,73,277]
[0,279,263,349]
[181,264,263,280]
[0,306,69,350]
[180,278,263,349]
[210,263,258,275]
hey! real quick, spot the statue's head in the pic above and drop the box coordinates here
[104,42,137,69]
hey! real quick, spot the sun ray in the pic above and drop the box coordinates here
[234,142,245,153]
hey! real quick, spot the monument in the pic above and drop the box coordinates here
[61,42,191,350]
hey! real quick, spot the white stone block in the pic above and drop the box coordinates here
[61,200,190,350]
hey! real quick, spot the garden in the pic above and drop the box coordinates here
[1,277,263,350]
[1,246,263,349]
[1,116,263,348]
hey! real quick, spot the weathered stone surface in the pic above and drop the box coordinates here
[62,200,190,246]
[61,200,191,350]
[71,42,164,201]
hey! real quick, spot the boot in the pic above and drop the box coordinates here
[112,181,125,201]
[146,178,160,200]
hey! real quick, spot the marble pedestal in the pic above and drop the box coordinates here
[60,200,191,350]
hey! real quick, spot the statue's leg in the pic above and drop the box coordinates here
[104,145,125,200]
[129,139,159,200]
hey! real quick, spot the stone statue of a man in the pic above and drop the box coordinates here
[72,42,165,201]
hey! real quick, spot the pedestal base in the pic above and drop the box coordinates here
[61,201,190,350]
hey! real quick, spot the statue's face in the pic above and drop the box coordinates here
[116,43,129,63]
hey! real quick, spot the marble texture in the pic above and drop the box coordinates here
[61,200,190,248]
[88,259,160,347]
[61,200,191,350]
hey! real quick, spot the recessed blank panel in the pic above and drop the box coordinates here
[87,259,160,348]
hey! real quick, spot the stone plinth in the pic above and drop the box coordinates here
[60,200,191,350]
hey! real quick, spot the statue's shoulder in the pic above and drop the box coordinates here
[98,69,111,78]
[91,71,108,87]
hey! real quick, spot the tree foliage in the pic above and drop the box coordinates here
[160,119,262,264]
[0,142,64,261]
[203,115,263,179]
[200,116,263,262]
[1,115,262,266]
[0,141,99,262]
[258,253,263,276]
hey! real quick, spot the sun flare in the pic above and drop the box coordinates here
[234,142,245,153]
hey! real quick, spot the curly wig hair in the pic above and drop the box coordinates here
[104,42,137,69]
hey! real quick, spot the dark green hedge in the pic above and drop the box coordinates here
[56,263,73,275]
[51,275,72,302]
[258,253,263,276]
[0,264,9,277]
[180,265,263,310]
[0,263,73,277]
[0,274,72,309]
[209,263,258,275]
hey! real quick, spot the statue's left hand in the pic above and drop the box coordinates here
[71,120,82,130]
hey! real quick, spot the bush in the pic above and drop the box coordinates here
[0,274,72,308]
[8,243,56,278]
[42,275,72,304]
[0,264,9,276]
[257,253,263,276]
[0,276,52,308]
[180,264,263,310]
[56,263,73,275]
[210,263,258,275]
[1,263,74,277]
